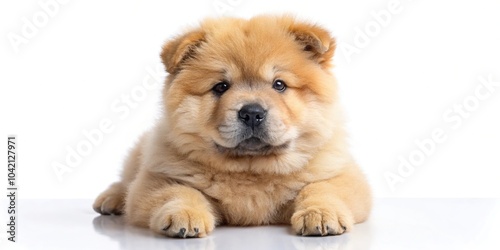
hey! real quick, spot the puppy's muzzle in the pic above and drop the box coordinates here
[238,103,267,129]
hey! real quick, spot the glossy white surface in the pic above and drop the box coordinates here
[1,199,499,249]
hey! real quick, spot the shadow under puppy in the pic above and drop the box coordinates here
[93,15,372,238]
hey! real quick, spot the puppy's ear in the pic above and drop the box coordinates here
[160,30,205,74]
[287,22,336,66]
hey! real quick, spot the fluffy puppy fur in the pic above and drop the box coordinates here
[93,15,371,238]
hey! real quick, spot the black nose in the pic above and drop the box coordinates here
[238,103,266,128]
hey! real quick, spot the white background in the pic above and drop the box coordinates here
[1,0,499,200]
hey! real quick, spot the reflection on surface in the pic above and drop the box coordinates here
[93,216,215,250]
[93,216,372,250]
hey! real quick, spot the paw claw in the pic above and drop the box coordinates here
[178,228,187,238]
[291,205,354,237]
[93,184,125,216]
[150,202,215,238]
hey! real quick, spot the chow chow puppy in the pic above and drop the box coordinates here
[93,15,371,238]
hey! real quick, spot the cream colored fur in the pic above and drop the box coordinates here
[93,15,371,238]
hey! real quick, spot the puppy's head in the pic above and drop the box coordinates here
[161,15,340,174]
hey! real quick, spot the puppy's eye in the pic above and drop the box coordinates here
[272,79,287,92]
[212,81,230,95]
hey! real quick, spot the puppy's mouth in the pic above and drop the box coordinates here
[215,137,289,156]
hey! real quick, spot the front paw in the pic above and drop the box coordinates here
[291,205,354,236]
[149,200,216,238]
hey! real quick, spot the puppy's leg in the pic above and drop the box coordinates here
[291,165,371,236]
[125,171,218,238]
[93,182,126,215]
[93,139,142,215]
